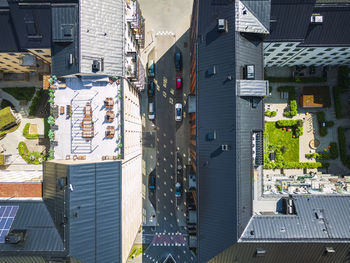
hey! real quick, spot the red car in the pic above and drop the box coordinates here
[176,76,183,89]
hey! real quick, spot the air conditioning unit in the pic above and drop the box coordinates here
[92,60,100,72]
[5,230,27,244]
[69,54,73,65]
[217,19,228,32]
[311,15,323,24]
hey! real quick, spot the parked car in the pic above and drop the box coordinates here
[148,102,155,120]
[175,51,182,71]
[149,176,155,192]
[148,60,155,78]
[175,182,181,197]
[148,81,155,97]
[175,103,182,121]
[176,76,183,89]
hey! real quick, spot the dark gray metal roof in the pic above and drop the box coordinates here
[301,5,350,47]
[0,10,19,52]
[67,162,122,263]
[43,161,122,263]
[196,0,268,262]
[265,0,315,42]
[208,242,350,263]
[241,195,350,241]
[51,4,80,77]
[8,2,51,49]
[0,201,64,255]
[241,0,271,31]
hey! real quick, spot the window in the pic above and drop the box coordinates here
[34,49,44,53]
[276,53,283,56]
[282,48,290,52]
[307,48,315,51]
[300,53,308,56]
[264,53,271,56]
[295,57,302,59]
[304,61,310,63]
[340,48,347,51]
[289,61,295,63]
[268,49,276,52]
[341,53,349,56]
[331,53,338,55]
[310,57,317,59]
[9,53,16,56]
[317,52,325,55]
[293,48,301,52]
[323,57,330,59]
[44,55,51,58]
[273,43,281,47]
[287,53,294,56]
[325,48,333,51]
[286,43,294,47]
[333,57,340,59]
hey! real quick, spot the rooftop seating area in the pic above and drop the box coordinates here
[53,76,122,160]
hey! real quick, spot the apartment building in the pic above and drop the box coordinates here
[190,0,350,262]
[264,0,350,67]
[0,0,144,262]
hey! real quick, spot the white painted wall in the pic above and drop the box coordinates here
[121,79,142,263]
[264,42,350,67]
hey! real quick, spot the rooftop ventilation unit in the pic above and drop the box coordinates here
[311,15,323,24]
[92,60,100,72]
[5,230,27,244]
[256,248,266,257]
[222,144,231,151]
[217,19,228,32]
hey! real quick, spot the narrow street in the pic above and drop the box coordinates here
[133,0,196,261]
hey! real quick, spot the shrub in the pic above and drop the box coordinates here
[47,149,54,160]
[276,120,299,127]
[317,111,326,123]
[47,116,55,125]
[319,126,327,137]
[29,89,45,116]
[338,66,350,88]
[295,126,303,137]
[48,130,55,141]
[280,146,287,154]
[295,77,327,83]
[326,121,334,127]
[265,110,277,117]
[329,142,339,159]
[269,86,272,93]
[18,141,44,165]
[22,123,39,139]
[283,99,298,117]
[338,127,350,168]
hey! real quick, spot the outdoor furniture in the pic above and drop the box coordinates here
[66,155,71,160]
[73,155,77,160]
[104,98,114,109]
[106,111,115,122]
[60,106,64,115]
[66,105,71,118]
[51,141,58,146]
[78,155,86,160]
[105,126,115,138]
[58,83,67,89]
[102,156,106,160]
[52,125,59,131]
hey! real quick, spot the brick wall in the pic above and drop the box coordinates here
[0,183,42,197]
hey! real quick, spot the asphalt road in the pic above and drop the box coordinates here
[141,34,196,263]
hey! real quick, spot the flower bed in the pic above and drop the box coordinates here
[22,123,39,139]
[18,141,44,165]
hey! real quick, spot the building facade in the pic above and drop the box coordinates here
[191,0,350,262]
[264,0,350,67]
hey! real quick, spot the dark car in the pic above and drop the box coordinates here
[148,81,155,97]
[175,51,182,71]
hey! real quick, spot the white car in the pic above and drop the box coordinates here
[175,103,182,121]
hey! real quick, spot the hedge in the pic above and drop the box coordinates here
[264,161,327,169]
[305,142,338,160]
[338,127,350,168]
[265,110,277,117]
[317,111,333,136]
[333,86,343,119]
[338,66,350,89]
[276,119,302,128]
[266,77,326,83]
[317,111,326,123]
[22,123,39,139]
[283,99,298,117]
[319,126,328,137]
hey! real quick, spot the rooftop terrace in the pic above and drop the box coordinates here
[53,76,122,161]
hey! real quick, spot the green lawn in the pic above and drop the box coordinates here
[264,122,299,162]
[2,87,36,101]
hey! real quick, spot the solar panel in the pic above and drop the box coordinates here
[0,206,19,243]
